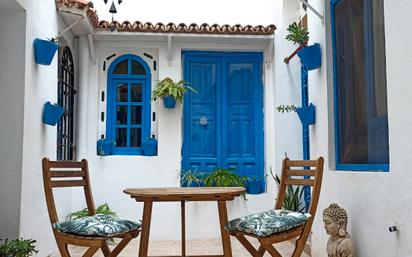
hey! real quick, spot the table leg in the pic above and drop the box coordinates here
[139,201,153,257]
[217,201,232,257]
[181,201,186,257]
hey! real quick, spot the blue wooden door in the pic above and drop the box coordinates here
[182,52,264,179]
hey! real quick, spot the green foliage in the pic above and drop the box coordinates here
[276,105,297,113]
[285,22,309,45]
[203,168,248,200]
[0,238,38,257]
[180,170,204,187]
[270,167,305,213]
[152,77,197,103]
[66,203,117,221]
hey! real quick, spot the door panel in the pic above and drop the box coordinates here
[183,52,263,179]
[182,57,221,172]
[222,57,263,178]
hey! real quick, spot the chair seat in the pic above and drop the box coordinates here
[225,209,311,237]
[54,214,141,237]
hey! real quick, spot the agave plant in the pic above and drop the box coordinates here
[270,167,305,213]
[285,22,309,45]
[180,169,204,187]
[152,77,197,103]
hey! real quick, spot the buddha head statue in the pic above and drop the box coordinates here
[323,203,348,237]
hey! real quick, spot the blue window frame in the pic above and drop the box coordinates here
[106,54,151,155]
[331,0,389,171]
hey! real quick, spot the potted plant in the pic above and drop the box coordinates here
[246,176,265,194]
[42,101,65,126]
[142,137,158,156]
[286,22,321,70]
[0,238,38,257]
[33,38,59,65]
[180,169,204,187]
[296,103,316,126]
[96,139,115,156]
[203,168,248,200]
[152,77,197,109]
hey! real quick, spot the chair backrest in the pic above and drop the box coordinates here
[275,157,324,217]
[42,158,96,224]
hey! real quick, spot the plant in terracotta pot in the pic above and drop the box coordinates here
[152,77,197,108]
[0,238,38,257]
[286,22,321,70]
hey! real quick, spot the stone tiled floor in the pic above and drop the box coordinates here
[69,238,310,257]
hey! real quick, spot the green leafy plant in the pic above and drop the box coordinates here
[203,168,248,200]
[270,167,305,212]
[0,238,38,257]
[66,203,117,220]
[152,77,197,103]
[286,22,309,45]
[276,105,298,113]
[180,169,205,187]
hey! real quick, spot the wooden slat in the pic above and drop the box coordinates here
[286,160,318,167]
[285,169,316,177]
[50,170,85,177]
[283,178,315,186]
[48,161,83,168]
[51,180,86,187]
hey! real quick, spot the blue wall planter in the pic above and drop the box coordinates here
[43,102,65,126]
[142,138,158,156]
[296,103,316,126]
[246,179,265,194]
[34,38,59,65]
[163,96,176,109]
[97,139,114,156]
[297,43,321,71]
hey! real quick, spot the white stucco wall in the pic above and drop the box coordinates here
[308,0,412,256]
[0,0,81,255]
[73,0,305,244]
[0,1,26,239]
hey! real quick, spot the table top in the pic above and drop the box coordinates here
[124,187,246,202]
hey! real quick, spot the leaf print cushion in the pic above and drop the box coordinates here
[54,214,141,236]
[225,209,311,237]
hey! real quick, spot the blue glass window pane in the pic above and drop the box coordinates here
[116,106,128,124]
[131,60,145,75]
[117,83,128,102]
[116,128,127,147]
[131,106,142,124]
[131,83,142,102]
[130,128,142,147]
[113,60,128,74]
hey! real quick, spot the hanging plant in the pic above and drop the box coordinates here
[285,22,309,45]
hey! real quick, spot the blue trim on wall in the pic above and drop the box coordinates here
[106,54,152,155]
[336,164,389,172]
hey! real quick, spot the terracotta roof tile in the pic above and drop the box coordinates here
[56,0,276,36]
[97,21,276,35]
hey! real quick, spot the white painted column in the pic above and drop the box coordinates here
[76,35,90,158]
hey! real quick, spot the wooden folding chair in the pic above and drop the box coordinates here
[42,158,140,257]
[228,157,324,257]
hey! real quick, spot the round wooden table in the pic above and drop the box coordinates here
[124,187,245,257]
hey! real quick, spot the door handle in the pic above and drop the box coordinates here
[199,117,208,126]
